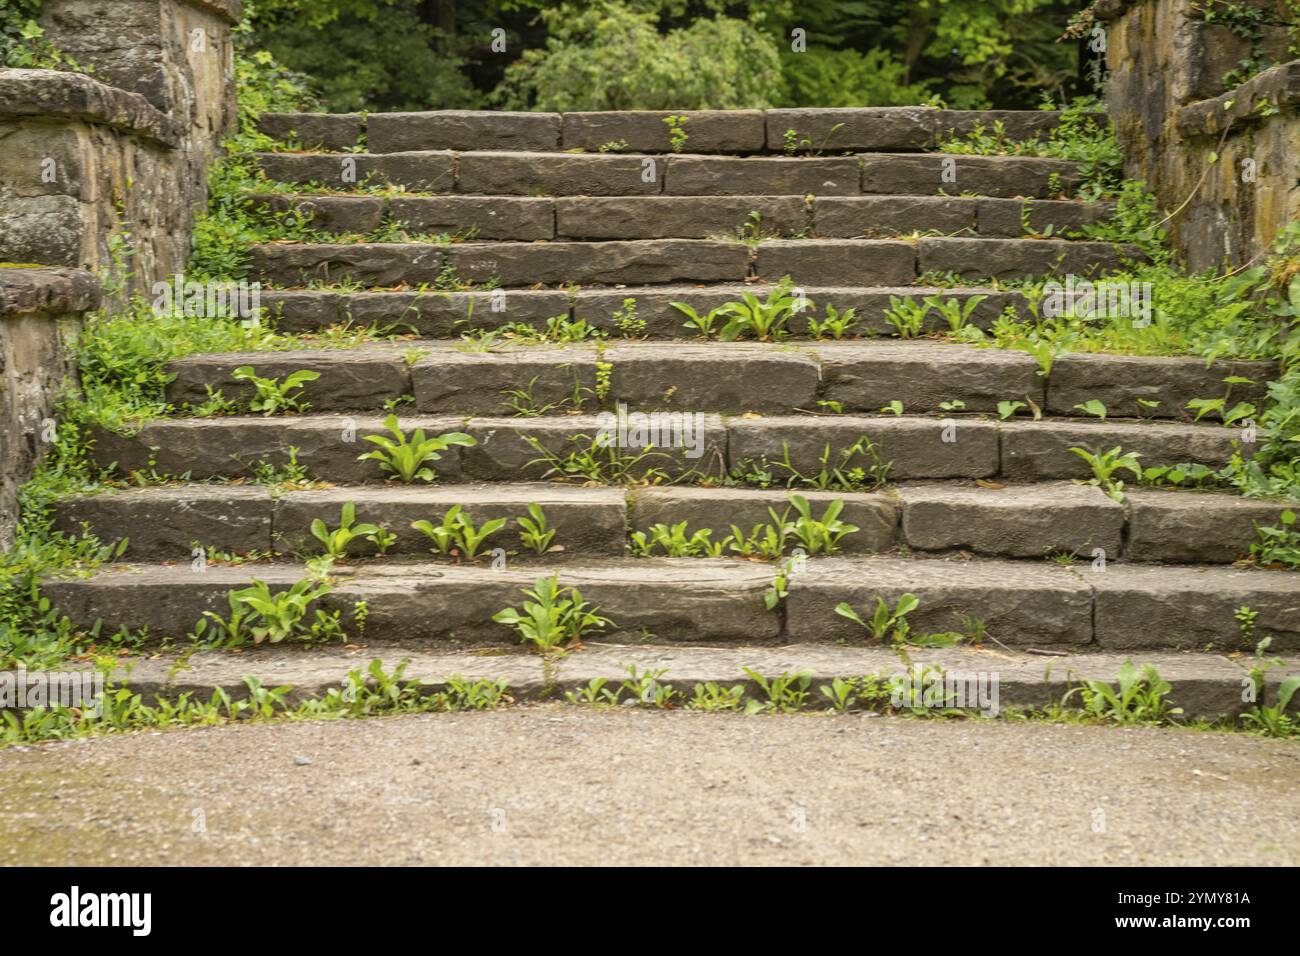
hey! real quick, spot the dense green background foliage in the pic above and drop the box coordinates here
[247,0,1091,112]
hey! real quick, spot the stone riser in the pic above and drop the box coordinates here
[262,285,1019,338]
[257,107,1097,154]
[52,481,1288,566]
[53,642,1294,722]
[90,413,1247,486]
[40,555,1300,651]
[253,151,1084,199]
[247,192,1115,241]
[162,342,1273,421]
[246,237,1138,288]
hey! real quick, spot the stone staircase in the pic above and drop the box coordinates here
[46,108,1299,715]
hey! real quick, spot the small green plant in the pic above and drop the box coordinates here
[688,680,746,711]
[1073,399,1108,419]
[663,114,689,153]
[524,433,673,485]
[1069,445,1142,502]
[1240,639,1300,738]
[566,677,623,706]
[612,297,646,338]
[736,435,892,493]
[806,304,859,340]
[309,501,383,558]
[883,296,931,338]
[672,301,732,338]
[492,574,613,653]
[621,664,679,707]
[211,576,337,646]
[358,415,477,483]
[231,366,320,415]
[881,400,904,416]
[365,527,398,556]
[411,505,507,559]
[743,668,812,713]
[820,676,860,712]
[1249,509,1300,569]
[717,281,806,342]
[835,593,919,644]
[925,294,987,333]
[997,399,1026,420]
[784,495,859,555]
[1062,660,1184,725]
[517,503,559,555]
[629,521,723,557]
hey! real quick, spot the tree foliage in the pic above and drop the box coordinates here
[242,0,1089,112]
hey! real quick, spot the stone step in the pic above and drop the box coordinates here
[50,641,1290,722]
[249,192,1114,241]
[261,285,1021,338]
[161,341,1269,420]
[90,413,1246,485]
[256,108,1094,154]
[246,237,1137,288]
[41,555,1299,651]
[253,150,1086,199]
[52,481,1286,566]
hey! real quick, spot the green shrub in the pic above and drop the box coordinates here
[493,1,784,111]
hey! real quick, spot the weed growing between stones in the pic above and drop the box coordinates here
[0,660,513,746]
[4,650,1298,747]
[936,96,1124,200]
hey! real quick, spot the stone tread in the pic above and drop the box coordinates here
[161,339,1272,420]
[245,237,1140,288]
[39,555,1300,652]
[40,641,1295,720]
[52,480,1292,566]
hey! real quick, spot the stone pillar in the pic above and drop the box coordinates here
[1096,0,1298,268]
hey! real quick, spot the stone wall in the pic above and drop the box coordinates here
[0,0,241,544]
[1098,0,1299,268]
[0,268,99,549]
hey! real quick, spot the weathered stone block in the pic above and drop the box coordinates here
[816,340,1042,413]
[445,239,748,286]
[860,153,1083,197]
[664,155,859,195]
[728,416,999,480]
[897,480,1122,558]
[561,110,766,153]
[389,196,554,240]
[455,152,661,196]
[555,196,806,239]
[257,112,364,150]
[754,239,915,285]
[369,111,560,152]
[605,343,820,413]
[248,243,444,287]
[813,196,976,237]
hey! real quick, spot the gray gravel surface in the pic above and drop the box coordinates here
[2,707,1297,866]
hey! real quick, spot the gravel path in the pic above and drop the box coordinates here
[2,707,1297,866]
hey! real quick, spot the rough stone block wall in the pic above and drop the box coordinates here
[1098,0,1299,268]
[0,70,186,294]
[0,0,241,543]
[0,268,99,548]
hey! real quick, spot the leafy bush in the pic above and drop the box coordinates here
[493,2,784,111]
[781,46,936,107]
